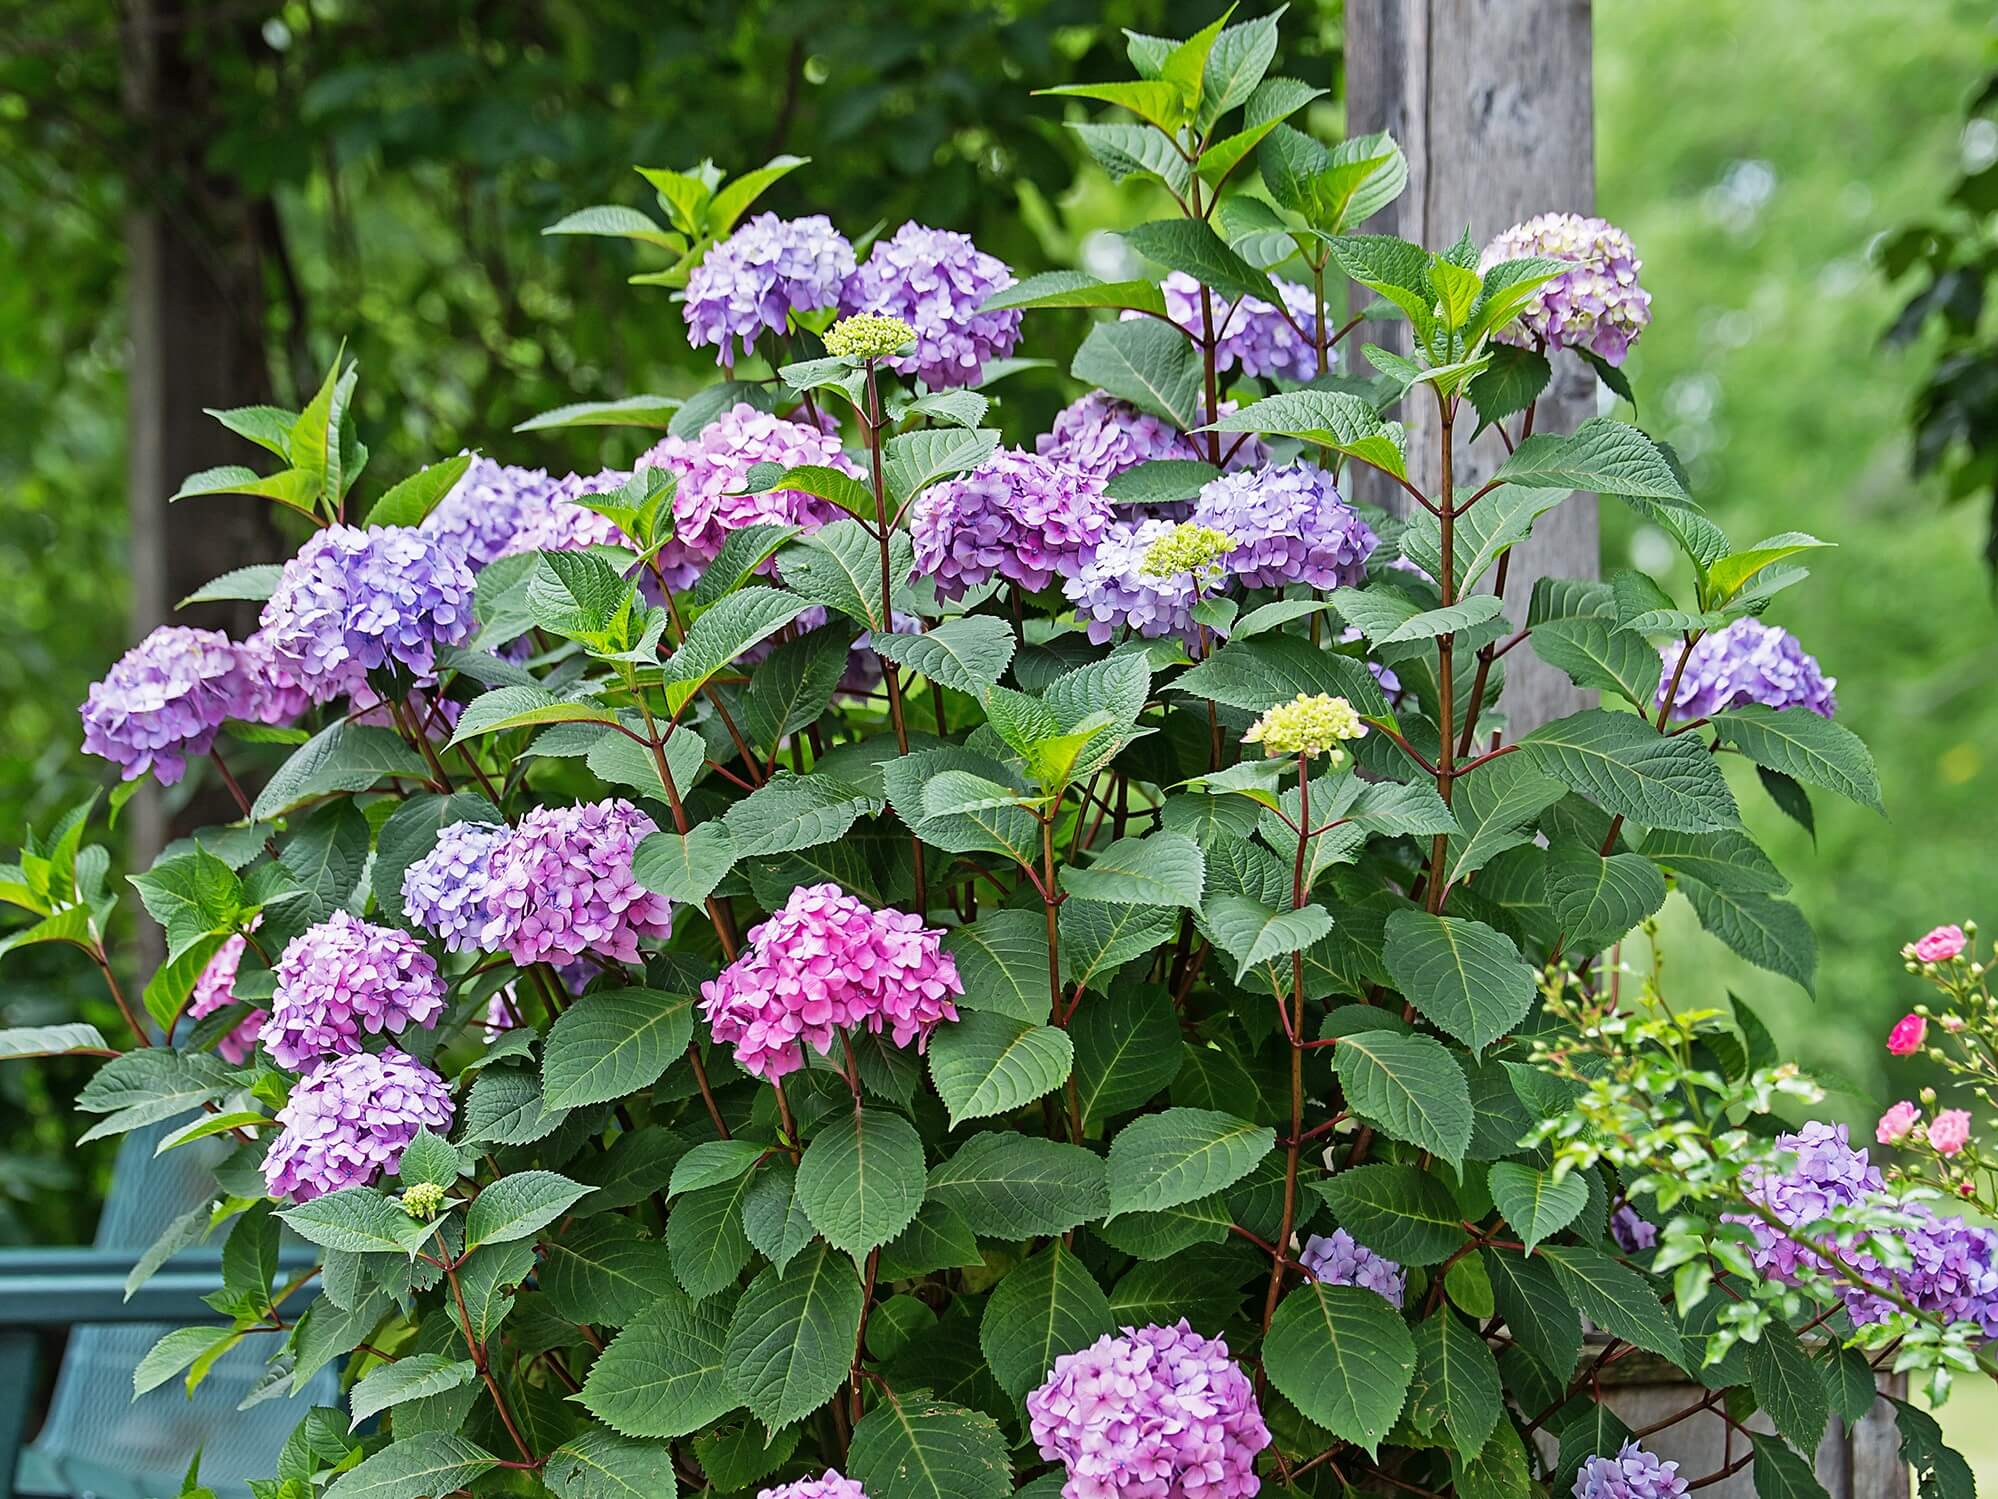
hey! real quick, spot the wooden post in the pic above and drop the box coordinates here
[1345,0,1599,736]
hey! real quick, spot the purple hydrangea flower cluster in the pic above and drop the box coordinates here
[79,626,261,784]
[1064,519,1223,646]
[757,1473,869,1499]
[1026,1319,1270,1499]
[423,457,565,568]
[1572,1442,1687,1499]
[840,221,1021,388]
[911,450,1112,598]
[684,213,856,366]
[258,912,447,1071]
[188,932,265,1065]
[699,883,962,1082]
[1656,618,1836,721]
[1139,271,1322,382]
[260,1046,454,1202]
[1035,391,1265,480]
[1190,465,1377,590]
[503,469,632,558]
[1480,213,1652,366]
[236,628,312,727]
[402,820,511,952]
[258,525,477,702]
[1611,1204,1658,1254]
[478,799,674,966]
[1299,1229,1407,1309]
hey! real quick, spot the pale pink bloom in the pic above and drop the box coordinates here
[1876,1101,1921,1146]
[1887,1013,1928,1057]
[1912,925,1967,964]
[1930,1110,1973,1157]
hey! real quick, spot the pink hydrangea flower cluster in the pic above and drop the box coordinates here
[1190,465,1376,590]
[1887,1013,1927,1056]
[260,1046,454,1202]
[79,625,262,784]
[1035,391,1264,481]
[839,221,1021,388]
[1025,1319,1270,1499]
[1480,212,1652,366]
[1656,618,1835,721]
[478,800,674,966]
[911,449,1113,598]
[684,213,856,366]
[188,931,265,1065]
[1299,1229,1406,1308]
[1138,271,1322,382]
[1907,925,1967,965]
[699,882,962,1081]
[757,1473,869,1499]
[1572,1441,1686,1499]
[258,912,447,1071]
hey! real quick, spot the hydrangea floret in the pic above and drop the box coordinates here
[1189,464,1375,590]
[1481,211,1653,364]
[910,448,1112,597]
[823,313,915,362]
[838,221,1020,387]
[1656,617,1836,720]
[261,1046,454,1202]
[80,626,260,784]
[684,212,855,366]
[258,912,448,1070]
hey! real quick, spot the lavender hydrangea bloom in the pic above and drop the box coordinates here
[258,525,477,702]
[500,469,631,558]
[259,912,447,1071]
[236,628,312,727]
[1035,391,1266,480]
[1732,1122,1884,1282]
[1191,465,1376,590]
[840,221,1021,388]
[1611,1204,1658,1254]
[1299,1229,1406,1309]
[911,449,1112,598]
[1026,1319,1270,1499]
[1572,1442,1687,1499]
[79,626,261,784]
[684,213,856,366]
[1064,519,1222,646]
[1480,213,1652,365]
[700,883,962,1082]
[188,932,265,1065]
[479,799,673,966]
[261,1046,454,1202]
[757,1473,869,1499]
[1136,271,1323,382]
[423,456,564,568]
[1656,618,1836,721]
[402,821,510,952]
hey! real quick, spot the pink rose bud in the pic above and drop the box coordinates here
[1930,1109,1973,1157]
[1912,925,1967,964]
[1942,1013,1967,1033]
[1887,1013,1928,1056]
[1877,1101,1921,1145]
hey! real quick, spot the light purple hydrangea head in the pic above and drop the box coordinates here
[79,626,261,784]
[1572,1442,1687,1499]
[1035,391,1265,481]
[236,627,312,728]
[402,821,510,953]
[1026,1319,1270,1499]
[1299,1229,1406,1309]
[1191,465,1376,591]
[1480,213,1652,366]
[423,456,565,568]
[188,931,265,1065]
[757,1473,869,1499]
[499,469,632,559]
[1732,1121,1884,1282]
[261,1046,454,1202]
[1656,618,1835,721]
[1135,271,1322,383]
[258,911,447,1071]
[840,221,1021,388]
[699,882,962,1082]
[1610,1204,1658,1254]
[258,525,477,702]
[479,799,673,966]
[911,449,1112,598]
[1064,519,1226,646]
[684,213,857,366]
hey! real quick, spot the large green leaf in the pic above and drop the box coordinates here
[1745,1320,1831,1455]
[722,773,877,860]
[1381,910,1535,1059]
[1637,828,1787,895]
[1531,616,1664,708]
[1748,1434,1831,1499]
[541,989,695,1109]
[540,1217,678,1327]
[1405,1311,1502,1460]
[464,1170,594,1250]
[663,588,812,712]
[1538,1245,1681,1362]
[1482,1249,1581,1380]
[346,1354,477,1430]
[1069,319,1203,431]
[578,1289,738,1438]
[724,1244,865,1428]
[1201,895,1334,983]
[252,722,431,820]
[978,1243,1115,1399]
[1544,847,1668,952]
[1262,1282,1418,1456]
[1058,832,1205,908]
[544,1430,677,1499]
[1485,1162,1587,1253]
[1310,1163,1466,1267]
[928,1013,1074,1128]
[925,1134,1108,1238]
[323,1434,500,1499]
[1490,418,1690,502]
[1106,1107,1274,1217]
[1071,980,1183,1130]
[847,1393,1013,1499]
[873,618,1018,696]
[942,911,1052,1024]
[1518,709,1739,832]
[796,1107,927,1256]
[1333,1030,1473,1168]
[1709,706,1883,813]
[1059,898,1180,992]
[1206,390,1408,480]
[1122,218,1277,306]
[631,824,736,905]
[1679,878,1817,996]
[1447,759,1569,883]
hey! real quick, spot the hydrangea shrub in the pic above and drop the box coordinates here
[0,12,1972,1499]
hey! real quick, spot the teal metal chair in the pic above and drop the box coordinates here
[1,1126,338,1499]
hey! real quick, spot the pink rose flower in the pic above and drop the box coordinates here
[1887,1013,1928,1057]
[1876,1101,1921,1146]
[1930,1109,1973,1157]
[1910,925,1967,964]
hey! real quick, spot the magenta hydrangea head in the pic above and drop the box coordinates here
[258,525,477,702]
[260,1046,454,1202]
[911,449,1112,598]
[1299,1229,1406,1308]
[1656,618,1835,721]
[1610,1204,1658,1254]
[258,911,448,1071]
[1026,1319,1270,1499]
[1064,519,1227,646]
[1190,465,1376,591]
[1481,213,1652,366]
[478,799,673,966]
[1035,391,1266,481]
[1572,1442,1686,1499]
[423,456,565,568]
[402,820,511,953]
[79,626,261,784]
[188,931,265,1065]
[757,1473,869,1499]
[685,213,857,366]
[1135,271,1322,382]
[699,883,962,1082]
[840,221,1021,388]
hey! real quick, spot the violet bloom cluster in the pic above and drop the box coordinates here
[258,524,477,702]
[911,449,1112,598]
[422,457,565,568]
[261,1046,454,1202]
[1026,1319,1270,1499]
[503,469,631,558]
[188,932,265,1065]
[1139,271,1322,382]
[478,800,674,966]
[236,628,312,728]
[1572,1442,1687,1499]
[1064,519,1225,646]
[757,1474,869,1499]
[80,626,261,784]
[1190,465,1376,591]
[1611,1204,1658,1254]
[1480,212,1652,366]
[1656,618,1835,721]
[840,221,1021,388]
[684,213,856,366]
[1035,391,1265,481]
[402,820,511,952]
[1299,1229,1407,1309]
[699,883,962,1082]
[259,912,447,1071]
